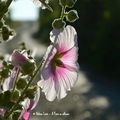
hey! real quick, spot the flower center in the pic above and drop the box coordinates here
[51,53,64,68]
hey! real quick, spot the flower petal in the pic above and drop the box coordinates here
[2,67,18,91]
[61,46,79,71]
[31,87,40,110]
[38,77,56,101]
[11,50,28,67]
[23,111,30,120]
[55,67,78,100]
[50,25,77,52]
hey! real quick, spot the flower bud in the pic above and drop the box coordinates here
[21,61,36,75]
[16,78,27,90]
[11,50,36,75]
[25,86,37,99]
[10,90,20,103]
[11,50,28,67]
[52,18,66,29]
[66,10,79,22]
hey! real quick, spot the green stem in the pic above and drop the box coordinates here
[0,0,13,20]
[5,59,44,119]
[60,6,65,20]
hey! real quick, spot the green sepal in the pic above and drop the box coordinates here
[24,86,37,99]
[21,61,36,75]
[10,90,20,103]
[52,18,66,29]
[66,10,79,22]
[16,78,27,90]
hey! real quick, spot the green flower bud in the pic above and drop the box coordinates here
[25,86,37,99]
[52,18,66,29]
[12,111,21,120]
[16,78,27,90]
[21,61,36,75]
[0,68,9,78]
[66,10,79,22]
[10,90,20,103]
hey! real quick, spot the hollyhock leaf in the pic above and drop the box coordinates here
[16,78,27,90]
[52,19,66,29]
[21,61,36,75]
[0,68,9,78]
[38,25,79,101]
[10,90,20,103]
[25,86,37,99]
[12,111,21,120]
[66,0,75,8]
[66,10,79,22]
[0,91,14,109]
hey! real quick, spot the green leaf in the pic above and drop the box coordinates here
[52,18,66,29]
[0,91,14,109]
[24,86,37,99]
[21,61,36,75]
[10,90,20,103]
[66,10,79,22]
[16,78,27,90]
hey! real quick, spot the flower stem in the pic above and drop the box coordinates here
[5,59,44,119]
[60,6,65,20]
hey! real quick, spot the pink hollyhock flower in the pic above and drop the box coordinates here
[19,87,40,120]
[38,25,79,101]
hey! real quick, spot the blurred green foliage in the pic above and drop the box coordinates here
[35,0,120,79]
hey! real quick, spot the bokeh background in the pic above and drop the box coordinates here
[0,0,120,120]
